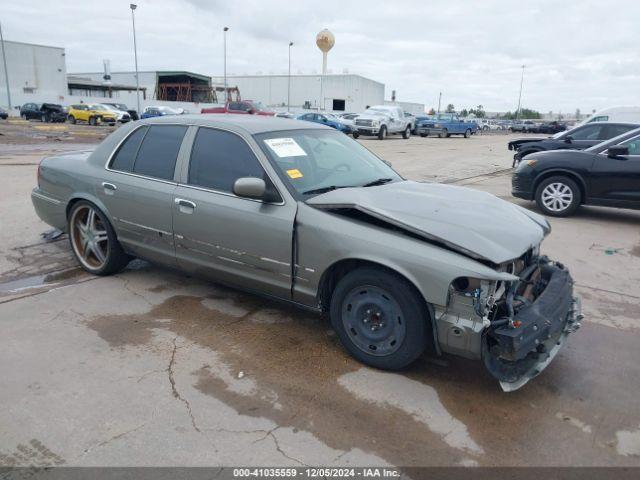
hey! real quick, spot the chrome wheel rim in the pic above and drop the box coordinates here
[341,285,406,356]
[541,182,573,212]
[70,206,109,270]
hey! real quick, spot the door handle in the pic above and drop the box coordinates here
[175,198,196,213]
[102,182,117,195]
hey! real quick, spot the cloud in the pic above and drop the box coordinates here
[1,0,638,112]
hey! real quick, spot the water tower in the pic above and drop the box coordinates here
[316,28,335,111]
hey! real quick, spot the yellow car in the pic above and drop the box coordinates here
[67,104,117,126]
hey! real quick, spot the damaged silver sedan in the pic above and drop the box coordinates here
[31,115,582,391]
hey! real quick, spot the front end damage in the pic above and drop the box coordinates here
[436,251,582,391]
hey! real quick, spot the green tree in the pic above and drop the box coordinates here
[475,105,486,118]
[445,103,455,113]
[460,108,468,117]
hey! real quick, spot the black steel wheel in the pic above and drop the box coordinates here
[330,267,429,370]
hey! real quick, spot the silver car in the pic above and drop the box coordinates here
[31,115,582,391]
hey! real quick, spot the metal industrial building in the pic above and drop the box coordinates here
[0,40,68,108]
[210,74,385,113]
[1,39,423,115]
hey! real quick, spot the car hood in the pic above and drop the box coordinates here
[306,180,550,264]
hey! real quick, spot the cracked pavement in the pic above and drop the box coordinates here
[1,135,639,467]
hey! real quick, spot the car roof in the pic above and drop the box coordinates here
[139,113,330,134]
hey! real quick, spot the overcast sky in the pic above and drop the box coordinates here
[2,0,638,113]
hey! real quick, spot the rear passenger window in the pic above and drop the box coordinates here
[110,126,148,172]
[133,125,188,180]
[188,128,265,193]
[605,124,635,139]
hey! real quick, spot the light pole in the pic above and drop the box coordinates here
[287,41,293,112]
[0,20,11,110]
[223,27,229,102]
[437,92,442,113]
[130,4,140,116]
[516,64,525,120]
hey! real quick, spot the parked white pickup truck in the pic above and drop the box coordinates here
[352,105,413,140]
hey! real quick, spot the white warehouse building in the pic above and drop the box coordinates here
[211,74,385,113]
[0,40,68,109]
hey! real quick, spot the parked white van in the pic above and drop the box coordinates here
[585,106,640,124]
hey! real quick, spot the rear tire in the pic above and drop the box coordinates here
[377,125,387,140]
[534,176,581,217]
[352,132,360,139]
[402,125,411,139]
[329,267,429,370]
[68,115,76,124]
[464,128,471,138]
[89,116,97,126]
[439,128,448,138]
[68,201,130,275]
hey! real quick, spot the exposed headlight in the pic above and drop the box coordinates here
[435,123,441,128]
[372,120,379,127]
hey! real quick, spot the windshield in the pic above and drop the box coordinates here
[364,108,388,116]
[91,105,107,111]
[255,129,402,197]
[251,101,267,111]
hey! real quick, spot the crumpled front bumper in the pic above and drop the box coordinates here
[482,263,583,392]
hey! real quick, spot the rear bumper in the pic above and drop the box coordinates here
[31,188,67,231]
[483,263,582,391]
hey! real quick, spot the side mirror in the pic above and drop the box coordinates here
[233,177,266,199]
[322,118,327,122]
[607,145,629,158]
[564,135,573,143]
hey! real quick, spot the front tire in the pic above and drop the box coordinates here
[352,132,360,139]
[68,115,76,124]
[402,125,411,139]
[464,128,471,138]
[329,267,429,370]
[89,116,97,126]
[535,176,581,217]
[377,125,387,140]
[68,201,130,275]
[439,128,448,138]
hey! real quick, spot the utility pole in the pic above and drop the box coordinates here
[130,4,140,116]
[223,27,229,102]
[516,64,525,120]
[287,41,293,112]
[0,20,12,110]
[437,92,442,113]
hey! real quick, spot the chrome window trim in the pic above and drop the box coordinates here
[180,125,287,206]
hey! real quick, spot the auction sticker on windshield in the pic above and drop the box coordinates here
[264,138,307,157]
[286,168,303,179]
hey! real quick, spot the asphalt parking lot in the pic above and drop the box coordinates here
[1,121,639,468]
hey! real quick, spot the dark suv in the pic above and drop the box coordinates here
[508,122,639,164]
[19,103,67,122]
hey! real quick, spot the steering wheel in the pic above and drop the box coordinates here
[334,163,352,172]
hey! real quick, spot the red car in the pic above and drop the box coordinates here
[201,100,275,116]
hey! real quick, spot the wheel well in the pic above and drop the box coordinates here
[317,258,437,353]
[318,259,425,312]
[66,197,83,219]
[533,171,586,203]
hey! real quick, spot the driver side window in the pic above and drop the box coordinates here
[619,135,640,155]
[570,125,605,140]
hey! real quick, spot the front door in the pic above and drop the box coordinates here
[98,124,189,265]
[590,133,640,204]
[173,126,296,299]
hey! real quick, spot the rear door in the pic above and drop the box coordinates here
[172,126,296,298]
[98,124,189,265]
[590,133,640,204]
